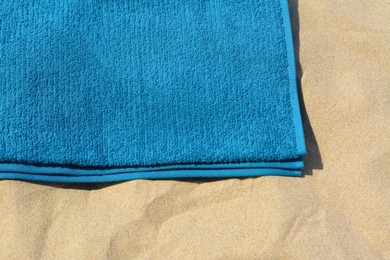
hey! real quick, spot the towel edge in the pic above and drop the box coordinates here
[281,0,307,157]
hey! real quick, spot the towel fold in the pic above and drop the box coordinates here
[0,0,306,182]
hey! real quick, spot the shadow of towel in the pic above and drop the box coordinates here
[289,0,323,176]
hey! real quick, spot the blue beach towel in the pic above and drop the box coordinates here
[0,0,306,182]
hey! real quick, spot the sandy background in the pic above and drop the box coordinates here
[1,0,389,259]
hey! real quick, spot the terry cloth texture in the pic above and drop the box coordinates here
[0,0,306,182]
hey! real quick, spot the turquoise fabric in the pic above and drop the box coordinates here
[0,0,306,182]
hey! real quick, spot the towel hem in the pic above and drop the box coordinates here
[281,0,307,156]
[0,168,302,183]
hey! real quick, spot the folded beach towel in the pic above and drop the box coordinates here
[0,0,306,182]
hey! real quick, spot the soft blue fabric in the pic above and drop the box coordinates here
[0,0,306,182]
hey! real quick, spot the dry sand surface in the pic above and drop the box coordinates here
[1,0,389,259]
